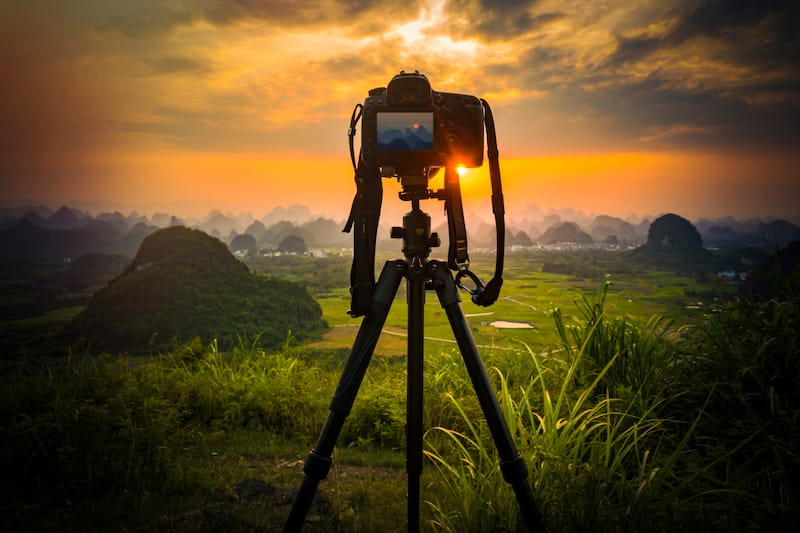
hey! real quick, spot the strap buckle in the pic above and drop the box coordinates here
[455,269,485,301]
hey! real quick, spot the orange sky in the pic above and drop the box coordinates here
[1,1,798,222]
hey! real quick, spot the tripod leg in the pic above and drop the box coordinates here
[406,259,426,532]
[429,261,546,532]
[284,260,405,532]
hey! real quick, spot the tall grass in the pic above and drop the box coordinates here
[424,338,682,531]
[2,281,797,530]
[423,280,799,531]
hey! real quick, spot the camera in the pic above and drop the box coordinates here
[360,71,484,172]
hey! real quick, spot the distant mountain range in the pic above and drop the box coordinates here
[0,205,351,262]
[1,204,798,265]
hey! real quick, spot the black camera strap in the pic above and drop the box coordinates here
[464,99,504,307]
[344,105,382,317]
[444,166,469,270]
[444,100,506,307]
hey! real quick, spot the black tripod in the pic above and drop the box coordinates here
[284,196,544,532]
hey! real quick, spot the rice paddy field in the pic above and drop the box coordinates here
[306,251,722,356]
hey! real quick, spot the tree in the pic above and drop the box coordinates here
[230,233,257,255]
[278,234,307,254]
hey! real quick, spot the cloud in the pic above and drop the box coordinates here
[444,0,800,151]
[441,0,556,41]
[3,0,799,162]
[594,1,800,148]
[147,55,211,74]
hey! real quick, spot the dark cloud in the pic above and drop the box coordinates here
[503,0,800,151]
[610,0,800,70]
[444,0,556,40]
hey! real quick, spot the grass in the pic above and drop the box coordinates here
[1,257,794,531]
[423,287,685,531]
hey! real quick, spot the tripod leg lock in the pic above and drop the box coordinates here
[302,450,333,481]
[499,454,529,484]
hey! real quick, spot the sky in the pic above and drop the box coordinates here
[1,0,798,222]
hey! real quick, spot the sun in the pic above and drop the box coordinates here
[456,165,468,177]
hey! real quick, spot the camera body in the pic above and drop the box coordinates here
[361,71,484,172]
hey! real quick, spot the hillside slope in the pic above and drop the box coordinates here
[62,226,326,353]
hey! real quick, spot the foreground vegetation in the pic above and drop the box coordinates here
[2,275,798,531]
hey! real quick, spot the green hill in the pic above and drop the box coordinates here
[62,226,326,353]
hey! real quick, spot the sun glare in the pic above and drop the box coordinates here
[456,165,468,177]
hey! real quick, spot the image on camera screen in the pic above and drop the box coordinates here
[377,112,434,150]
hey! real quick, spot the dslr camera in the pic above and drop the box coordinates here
[360,71,484,172]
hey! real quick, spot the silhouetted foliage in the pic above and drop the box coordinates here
[230,233,257,254]
[278,234,307,254]
[744,240,800,299]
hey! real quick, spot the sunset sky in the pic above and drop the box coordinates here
[1,0,798,222]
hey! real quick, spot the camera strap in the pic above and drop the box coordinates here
[444,166,469,270]
[446,100,504,307]
[468,99,505,307]
[343,104,382,317]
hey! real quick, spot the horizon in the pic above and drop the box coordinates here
[2,2,799,222]
[4,198,799,228]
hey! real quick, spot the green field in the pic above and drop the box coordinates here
[3,249,794,532]
[306,253,726,357]
[0,251,732,359]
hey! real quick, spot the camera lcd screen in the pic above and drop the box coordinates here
[377,112,434,151]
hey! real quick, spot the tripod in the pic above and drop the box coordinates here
[284,196,544,532]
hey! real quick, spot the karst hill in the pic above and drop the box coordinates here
[62,226,327,353]
[630,213,718,272]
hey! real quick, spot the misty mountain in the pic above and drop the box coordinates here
[589,215,643,244]
[695,217,800,250]
[0,205,54,220]
[126,211,150,227]
[21,211,49,228]
[0,215,158,261]
[3,203,796,264]
[0,220,123,260]
[537,222,593,245]
[196,210,242,237]
[244,220,268,241]
[47,206,86,230]
[301,217,349,246]
[262,205,314,226]
[105,222,160,256]
[94,212,131,235]
[150,212,170,227]
[260,220,306,247]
